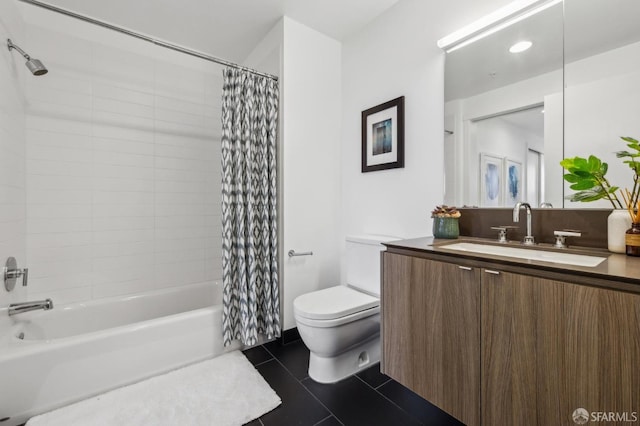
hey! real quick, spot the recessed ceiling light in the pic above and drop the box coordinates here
[509,41,533,53]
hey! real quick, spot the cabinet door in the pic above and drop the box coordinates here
[481,269,565,425]
[563,283,640,421]
[382,253,480,426]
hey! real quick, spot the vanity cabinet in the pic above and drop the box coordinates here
[481,269,565,425]
[381,253,480,426]
[562,283,640,421]
[382,250,640,426]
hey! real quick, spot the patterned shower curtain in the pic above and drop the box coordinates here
[221,68,280,347]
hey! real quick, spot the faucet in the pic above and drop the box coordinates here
[512,202,535,245]
[8,298,53,316]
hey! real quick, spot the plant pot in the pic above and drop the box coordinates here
[433,217,459,239]
[608,209,631,253]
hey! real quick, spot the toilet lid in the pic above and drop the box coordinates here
[293,286,379,320]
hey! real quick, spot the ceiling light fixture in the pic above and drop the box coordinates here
[509,40,533,53]
[437,0,561,53]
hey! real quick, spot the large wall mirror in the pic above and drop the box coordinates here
[443,0,640,209]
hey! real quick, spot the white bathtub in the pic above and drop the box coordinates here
[0,281,238,426]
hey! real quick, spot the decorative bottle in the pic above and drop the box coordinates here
[625,223,640,257]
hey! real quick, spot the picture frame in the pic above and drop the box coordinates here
[361,96,404,172]
[504,158,523,205]
[479,153,503,207]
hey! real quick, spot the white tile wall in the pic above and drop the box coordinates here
[0,1,27,307]
[22,16,224,304]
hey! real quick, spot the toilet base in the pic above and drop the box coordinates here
[307,335,380,383]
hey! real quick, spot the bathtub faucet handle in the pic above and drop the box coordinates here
[4,257,29,292]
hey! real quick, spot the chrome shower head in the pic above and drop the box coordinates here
[7,39,48,76]
[25,58,47,76]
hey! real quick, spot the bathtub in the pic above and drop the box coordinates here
[0,281,239,426]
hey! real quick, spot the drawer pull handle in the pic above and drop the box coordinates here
[458,266,472,271]
[484,269,501,275]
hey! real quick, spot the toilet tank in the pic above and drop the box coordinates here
[345,234,399,296]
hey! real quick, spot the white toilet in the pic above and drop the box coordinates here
[293,234,398,383]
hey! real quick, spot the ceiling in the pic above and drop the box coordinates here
[31,0,400,64]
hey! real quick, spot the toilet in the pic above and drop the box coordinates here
[293,234,398,383]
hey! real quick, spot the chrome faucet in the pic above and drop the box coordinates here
[8,298,53,316]
[512,202,535,245]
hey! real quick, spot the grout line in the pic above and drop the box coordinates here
[354,374,426,425]
[352,368,392,391]
[298,378,346,426]
[374,378,393,390]
[261,344,338,423]
[312,415,332,426]
[251,357,275,368]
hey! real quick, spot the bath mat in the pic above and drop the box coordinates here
[26,351,280,426]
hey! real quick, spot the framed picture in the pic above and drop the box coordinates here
[504,158,523,205]
[479,153,503,207]
[361,96,404,172]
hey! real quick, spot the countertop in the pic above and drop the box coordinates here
[384,236,640,292]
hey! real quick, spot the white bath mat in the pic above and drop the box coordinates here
[26,351,280,426]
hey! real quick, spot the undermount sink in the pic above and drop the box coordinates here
[440,242,607,268]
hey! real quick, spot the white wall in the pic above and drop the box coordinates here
[0,1,27,309]
[20,4,223,304]
[244,17,342,331]
[280,18,342,330]
[341,0,512,242]
[564,41,640,209]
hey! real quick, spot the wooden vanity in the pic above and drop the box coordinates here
[381,237,640,426]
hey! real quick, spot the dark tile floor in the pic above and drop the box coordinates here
[242,339,464,426]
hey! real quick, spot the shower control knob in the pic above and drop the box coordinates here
[4,257,29,292]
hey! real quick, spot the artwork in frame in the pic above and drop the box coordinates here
[361,96,404,172]
[479,153,503,207]
[504,158,523,205]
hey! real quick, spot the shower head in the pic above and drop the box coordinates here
[7,39,48,76]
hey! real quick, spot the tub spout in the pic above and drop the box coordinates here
[8,298,53,316]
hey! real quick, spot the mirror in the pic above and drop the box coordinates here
[443,0,640,209]
[564,0,640,209]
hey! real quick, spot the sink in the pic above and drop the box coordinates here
[440,242,607,267]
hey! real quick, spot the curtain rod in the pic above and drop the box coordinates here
[17,0,279,81]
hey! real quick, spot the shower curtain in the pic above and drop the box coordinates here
[221,67,280,347]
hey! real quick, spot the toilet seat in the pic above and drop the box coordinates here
[293,285,380,328]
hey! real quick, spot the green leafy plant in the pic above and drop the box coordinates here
[615,136,640,208]
[560,155,622,208]
[561,136,640,211]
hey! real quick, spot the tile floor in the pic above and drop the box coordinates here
[242,339,464,426]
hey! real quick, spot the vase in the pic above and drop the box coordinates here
[608,209,631,253]
[433,217,459,239]
[625,223,640,257]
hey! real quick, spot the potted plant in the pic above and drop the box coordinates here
[561,136,640,254]
[431,205,461,239]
